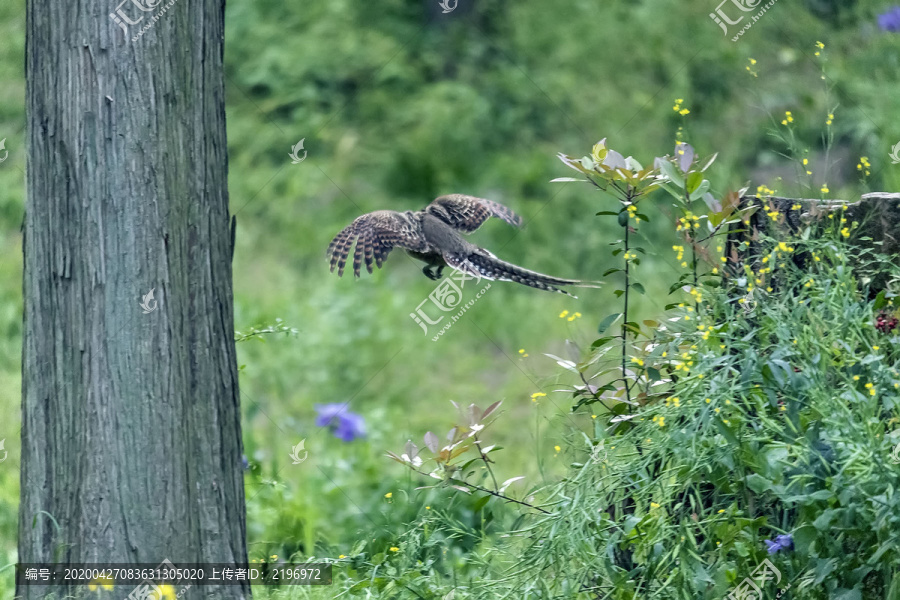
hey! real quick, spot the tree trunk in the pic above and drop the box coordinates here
[19,0,248,597]
[725,192,900,280]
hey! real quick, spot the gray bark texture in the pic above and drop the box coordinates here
[19,0,248,596]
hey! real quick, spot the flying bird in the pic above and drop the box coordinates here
[327,194,599,296]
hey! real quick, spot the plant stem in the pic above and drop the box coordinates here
[411,468,551,514]
[473,432,500,492]
[621,191,633,406]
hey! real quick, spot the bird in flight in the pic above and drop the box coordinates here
[327,194,599,296]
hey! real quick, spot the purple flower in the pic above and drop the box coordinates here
[764,534,793,555]
[315,403,366,442]
[878,6,900,32]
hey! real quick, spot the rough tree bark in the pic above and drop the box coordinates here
[725,192,900,278]
[19,0,248,597]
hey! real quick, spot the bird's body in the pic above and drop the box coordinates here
[327,195,599,296]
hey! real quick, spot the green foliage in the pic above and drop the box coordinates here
[0,0,899,598]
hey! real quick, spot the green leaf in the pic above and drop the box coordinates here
[813,509,835,531]
[591,336,615,350]
[472,495,491,512]
[745,473,772,493]
[686,172,703,194]
[597,313,622,333]
[602,268,622,277]
[792,525,817,557]
[596,210,619,217]
[632,282,645,295]
[700,153,718,172]
[714,418,739,446]
[657,159,684,189]
[688,179,710,201]
[617,211,628,227]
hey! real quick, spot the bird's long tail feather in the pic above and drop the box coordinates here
[451,252,602,297]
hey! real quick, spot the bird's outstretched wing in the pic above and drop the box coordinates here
[328,211,429,277]
[426,194,523,233]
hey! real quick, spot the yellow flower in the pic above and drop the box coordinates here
[339,554,346,558]
[816,41,825,49]
[679,108,690,116]
[88,575,114,591]
[531,392,546,401]
[651,502,661,508]
[390,547,400,552]
[554,445,561,453]
[821,184,829,194]
[826,113,833,126]
[153,585,177,600]
[632,357,644,367]
[841,227,850,238]
[384,492,392,498]
[853,375,860,381]
[718,509,726,514]
[559,310,569,318]
[873,346,880,351]
[591,414,597,419]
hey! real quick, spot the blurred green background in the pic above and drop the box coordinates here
[1,0,899,594]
